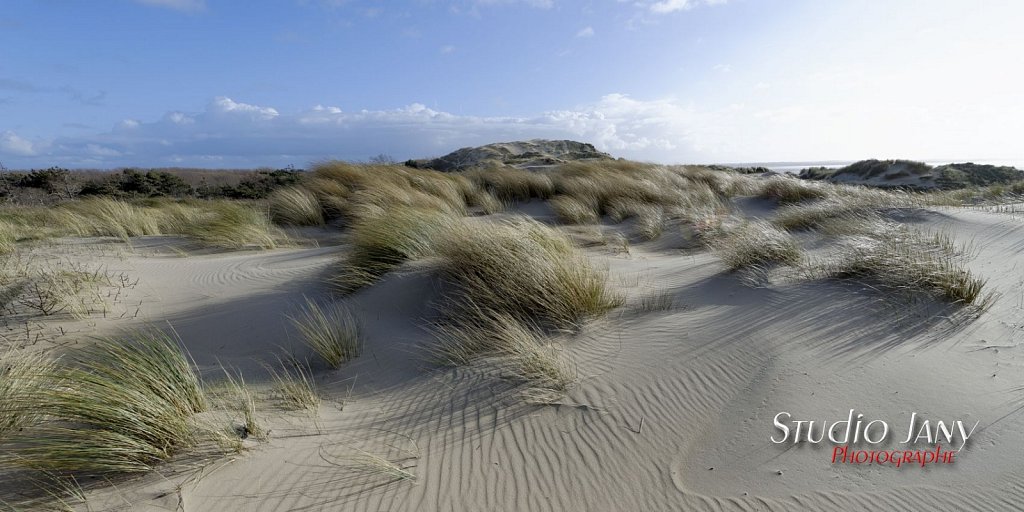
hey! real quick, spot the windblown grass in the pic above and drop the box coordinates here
[289,298,362,369]
[715,220,802,271]
[468,189,505,214]
[0,350,53,443]
[179,201,284,249]
[1,330,207,474]
[0,198,287,250]
[350,450,417,482]
[814,226,990,306]
[334,207,457,291]
[548,161,731,241]
[431,307,576,396]
[773,189,913,231]
[462,166,555,202]
[638,288,676,312]
[759,176,829,204]
[309,162,471,221]
[550,195,599,224]
[218,369,266,441]
[439,218,622,329]
[269,186,325,226]
[265,358,320,411]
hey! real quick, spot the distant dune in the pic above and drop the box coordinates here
[798,159,1024,190]
[409,139,614,171]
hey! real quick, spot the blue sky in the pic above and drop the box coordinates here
[1,0,1023,168]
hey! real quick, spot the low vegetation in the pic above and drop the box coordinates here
[439,218,622,329]
[759,176,828,203]
[289,298,362,369]
[715,220,802,271]
[0,197,286,250]
[813,227,990,306]
[334,206,458,291]
[269,186,325,226]
[0,331,208,474]
[266,358,320,411]
[772,189,911,232]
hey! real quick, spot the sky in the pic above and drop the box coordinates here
[1,0,1023,169]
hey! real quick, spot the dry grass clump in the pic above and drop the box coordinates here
[760,176,829,204]
[439,218,622,329]
[715,220,802,271]
[421,217,618,396]
[548,161,730,240]
[266,358,320,411]
[1,331,207,474]
[335,207,458,291]
[217,369,267,441]
[350,449,418,482]
[309,162,472,221]
[180,201,284,249]
[0,219,19,255]
[289,298,362,368]
[633,205,665,240]
[432,308,576,400]
[0,198,286,250]
[680,166,765,197]
[815,227,990,306]
[269,186,325,226]
[461,166,555,203]
[0,350,54,442]
[468,189,505,214]
[773,189,912,231]
[61,197,163,240]
[638,288,676,312]
[550,195,599,224]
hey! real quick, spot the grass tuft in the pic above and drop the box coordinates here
[289,298,362,369]
[550,195,599,224]
[715,220,802,271]
[815,227,991,306]
[269,186,325,226]
[1,330,207,474]
[432,308,576,395]
[265,357,320,411]
[439,218,622,329]
[334,207,457,291]
[760,177,829,204]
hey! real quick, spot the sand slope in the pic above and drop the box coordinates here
[31,205,1024,511]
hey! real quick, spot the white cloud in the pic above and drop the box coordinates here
[576,26,595,38]
[0,131,39,157]
[0,94,705,168]
[208,97,279,120]
[132,0,206,11]
[440,45,456,54]
[648,0,726,14]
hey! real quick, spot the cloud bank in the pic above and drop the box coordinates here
[0,95,700,168]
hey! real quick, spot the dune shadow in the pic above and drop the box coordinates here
[669,271,982,364]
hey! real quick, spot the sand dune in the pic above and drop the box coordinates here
[3,162,1024,511]
[34,203,1017,512]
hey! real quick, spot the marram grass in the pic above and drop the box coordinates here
[815,227,991,307]
[289,298,362,369]
[1,330,207,474]
[269,186,325,226]
[438,218,623,329]
[714,220,802,271]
